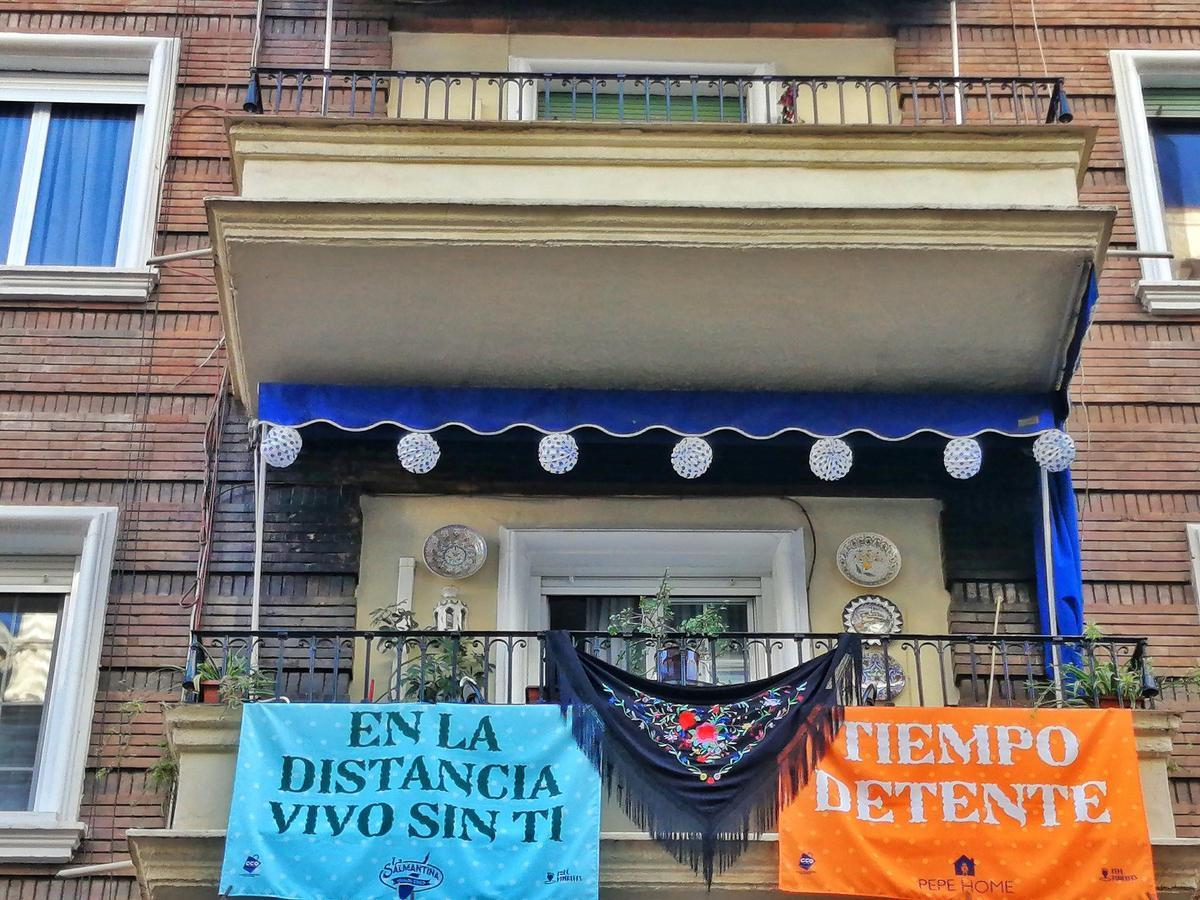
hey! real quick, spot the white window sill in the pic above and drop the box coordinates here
[0,265,157,302]
[0,814,86,862]
[1138,279,1200,315]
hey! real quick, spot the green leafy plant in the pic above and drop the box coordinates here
[368,605,492,702]
[1037,623,1145,707]
[397,636,491,702]
[147,740,178,792]
[606,572,729,680]
[196,651,275,708]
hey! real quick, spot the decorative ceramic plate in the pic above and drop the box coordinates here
[861,649,907,699]
[422,525,487,579]
[842,594,903,642]
[836,533,902,587]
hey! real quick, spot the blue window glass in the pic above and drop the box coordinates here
[0,103,33,259]
[26,104,137,266]
[1152,124,1200,208]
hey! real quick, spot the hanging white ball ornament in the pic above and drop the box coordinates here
[671,437,713,479]
[1032,429,1075,472]
[397,432,441,474]
[943,437,983,480]
[260,425,302,468]
[538,432,579,475]
[809,437,853,481]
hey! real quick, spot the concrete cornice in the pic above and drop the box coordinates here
[225,117,1097,191]
[209,198,1114,255]
[1134,708,1183,761]
[165,704,243,756]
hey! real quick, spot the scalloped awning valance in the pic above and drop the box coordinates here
[257,383,1059,441]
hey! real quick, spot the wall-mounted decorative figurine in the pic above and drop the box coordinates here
[861,648,907,699]
[841,594,904,642]
[422,524,487,579]
[835,532,902,587]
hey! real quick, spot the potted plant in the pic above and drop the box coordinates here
[607,571,729,685]
[368,605,492,702]
[194,652,275,707]
[1048,623,1146,708]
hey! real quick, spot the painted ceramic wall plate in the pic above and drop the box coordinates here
[861,649,907,699]
[423,525,487,579]
[836,533,902,587]
[842,594,903,643]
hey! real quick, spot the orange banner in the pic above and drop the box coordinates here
[779,707,1156,899]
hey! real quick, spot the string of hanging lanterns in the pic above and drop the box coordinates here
[256,426,1076,479]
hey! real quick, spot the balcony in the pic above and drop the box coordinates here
[125,628,1200,900]
[209,68,1111,413]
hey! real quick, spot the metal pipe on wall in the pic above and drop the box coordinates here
[1040,467,1064,704]
[950,0,964,124]
[321,0,334,113]
[250,438,266,667]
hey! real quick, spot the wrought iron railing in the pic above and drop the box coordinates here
[241,68,1073,127]
[189,629,1151,709]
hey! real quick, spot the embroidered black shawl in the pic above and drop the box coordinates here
[545,631,858,886]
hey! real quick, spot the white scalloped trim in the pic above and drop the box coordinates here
[252,418,1054,441]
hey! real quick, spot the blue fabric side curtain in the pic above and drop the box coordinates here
[0,103,32,258]
[1033,467,1085,671]
[26,104,136,266]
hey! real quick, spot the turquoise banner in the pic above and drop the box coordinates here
[219,703,600,899]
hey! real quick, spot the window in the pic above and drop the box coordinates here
[547,586,756,684]
[508,57,776,124]
[0,34,178,301]
[0,593,62,810]
[1145,93,1200,281]
[537,83,750,123]
[1111,50,1200,313]
[0,507,118,862]
[2,103,138,266]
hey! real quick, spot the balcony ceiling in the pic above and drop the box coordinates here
[210,200,1112,413]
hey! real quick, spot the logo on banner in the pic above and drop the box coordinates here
[798,853,815,872]
[953,856,976,877]
[1100,866,1138,883]
[543,869,584,884]
[379,855,444,898]
[241,855,261,876]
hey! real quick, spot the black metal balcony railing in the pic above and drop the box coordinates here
[242,68,1073,127]
[190,629,1151,709]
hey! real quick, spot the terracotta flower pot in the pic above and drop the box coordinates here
[198,680,222,704]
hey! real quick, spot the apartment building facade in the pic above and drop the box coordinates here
[2,0,1200,897]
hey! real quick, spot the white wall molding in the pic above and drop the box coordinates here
[0,32,179,298]
[1111,49,1200,313]
[496,528,809,691]
[0,505,119,862]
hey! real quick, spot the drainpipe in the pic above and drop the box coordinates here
[250,436,266,667]
[321,0,334,114]
[950,0,964,124]
[1040,467,1064,704]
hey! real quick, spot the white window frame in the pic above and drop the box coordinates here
[1188,524,1200,615]
[506,55,778,125]
[1111,50,1200,315]
[0,34,178,302]
[497,528,809,697]
[0,505,119,862]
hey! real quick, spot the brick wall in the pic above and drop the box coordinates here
[893,0,1200,831]
[2,2,1200,896]
[0,3,392,894]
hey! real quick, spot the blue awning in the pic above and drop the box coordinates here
[258,382,1057,441]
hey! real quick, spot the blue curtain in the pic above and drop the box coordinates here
[26,104,136,266]
[1153,125,1200,207]
[0,103,32,259]
[1034,467,1085,667]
